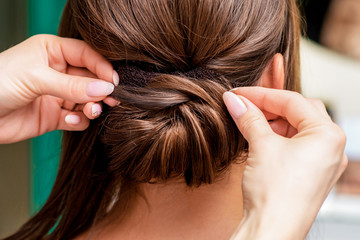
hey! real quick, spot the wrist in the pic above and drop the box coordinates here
[256,203,312,240]
[231,200,317,240]
[230,210,262,240]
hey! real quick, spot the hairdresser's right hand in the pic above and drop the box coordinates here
[224,87,347,240]
[0,34,119,144]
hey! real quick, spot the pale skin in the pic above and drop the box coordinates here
[226,88,347,240]
[0,34,119,144]
[0,35,347,239]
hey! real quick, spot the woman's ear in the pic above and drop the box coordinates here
[258,53,285,89]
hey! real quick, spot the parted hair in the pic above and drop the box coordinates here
[4,0,301,239]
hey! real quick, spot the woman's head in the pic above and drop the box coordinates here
[57,0,300,185]
[6,1,301,239]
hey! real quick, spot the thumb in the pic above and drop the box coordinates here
[36,68,115,103]
[223,91,273,144]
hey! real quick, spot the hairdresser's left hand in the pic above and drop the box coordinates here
[0,34,119,144]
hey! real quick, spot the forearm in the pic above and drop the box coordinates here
[230,202,318,240]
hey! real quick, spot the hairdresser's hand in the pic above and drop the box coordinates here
[224,87,347,240]
[0,34,120,144]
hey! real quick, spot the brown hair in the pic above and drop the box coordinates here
[4,0,301,239]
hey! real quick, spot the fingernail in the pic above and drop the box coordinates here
[92,103,102,117]
[113,70,119,86]
[86,81,114,97]
[223,91,247,118]
[65,115,81,125]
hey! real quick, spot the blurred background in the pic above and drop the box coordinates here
[1,0,360,239]
[0,0,66,237]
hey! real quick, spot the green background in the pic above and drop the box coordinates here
[28,0,66,214]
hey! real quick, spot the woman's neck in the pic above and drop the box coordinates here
[83,163,245,240]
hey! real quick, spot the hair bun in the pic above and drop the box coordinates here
[102,74,247,186]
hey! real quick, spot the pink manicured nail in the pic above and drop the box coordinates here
[113,70,120,86]
[92,103,102,117]
[86,81,114,97]
[223,91,247,119]
[65,115,81,125]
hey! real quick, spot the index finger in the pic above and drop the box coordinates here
[49,36,114,83]
[232,87,329,132]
